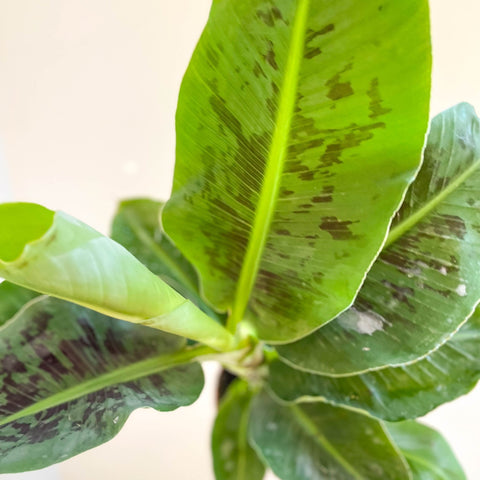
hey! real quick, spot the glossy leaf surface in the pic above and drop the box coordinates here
[249,391,411,480]
[269,309,480,421]
[163,0,431,341]
[0,202,234,350]
[387,421,466,480]
[0,295,205,473]
[212,380,265,480]
[279,103,480,372]
[111,198,224,321]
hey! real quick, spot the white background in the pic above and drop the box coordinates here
[0,1,479,479]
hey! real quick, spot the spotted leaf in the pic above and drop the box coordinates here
[0,293,205,473]
[268,308,480,421]
[163,0,431,341]
[212,380,265,480]
[387,421,466,480]
[278,103,480,373]
[0,202,234,351]
[249,391,412,480]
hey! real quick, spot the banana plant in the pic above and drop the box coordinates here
[0,0,478,478]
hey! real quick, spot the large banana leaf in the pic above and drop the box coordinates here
[387,421,466,480]
[249,391,411,480]
[0,203,234,351]
[212,380,265,480]
[0,290,205,473]
[163,0,431,341]
[268,309,480,421]
[278,103,480,373]
[111,198,224,321]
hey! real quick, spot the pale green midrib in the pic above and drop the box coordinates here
[0,345,213,428]
[124,212,199,294]
[290,405,365,480]
[385,158,480,248]
[236,394,254,480]
[228,0,310,332]
[401,451,452,480]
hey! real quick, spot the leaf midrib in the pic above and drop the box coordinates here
[290,405,365,480]
[401,451,453,480]
[0,345,212,427]
[236,393,253,480]
[228,0,311,331]
[385,157,480,248]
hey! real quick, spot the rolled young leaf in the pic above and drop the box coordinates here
[212,380,265,480]
[0,203,234,351]
[387,421,466,480]
[111,198,224,322]
[278,103,480,373]
[268,308,480,421]
[0,294,206,473]
[163,0,431,342]
[249,391,412,480]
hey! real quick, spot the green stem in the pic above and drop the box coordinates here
[0,345,215,427]
[228,0,311,332]
[385,158,480,248]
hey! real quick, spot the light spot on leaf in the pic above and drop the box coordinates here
[338,308,384,335]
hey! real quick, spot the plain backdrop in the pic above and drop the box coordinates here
[0,1,479,479]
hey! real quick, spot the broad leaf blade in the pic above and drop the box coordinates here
[0,295,204,473]
[111,198,224,321]
[268,308,480,421]
[249,391,411,480]
[163,0,431,341]
[279,103,480,373]
[212,380,265,480]
[0,203,234,350]
[387,421,466,480]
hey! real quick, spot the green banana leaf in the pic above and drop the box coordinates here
[278,103,480,373]
[268,308,480,421]
[387,421,466,480]
[111,198,224,322]
[0,202,234,351]
[212,380,265,480]
[0,290,205,473]
[0,281,38,325]
[163,0,431,342]
[249,391,411,480]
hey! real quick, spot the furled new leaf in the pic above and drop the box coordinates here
[268,308,480,421]
[163,0,431,342]
[387,421,466,480]
[249,391,411,480]
[111,198,224,321]
[278,103,480,373]
[0,293,205,473]
[212,380,265,480]
[0,202,234,350]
